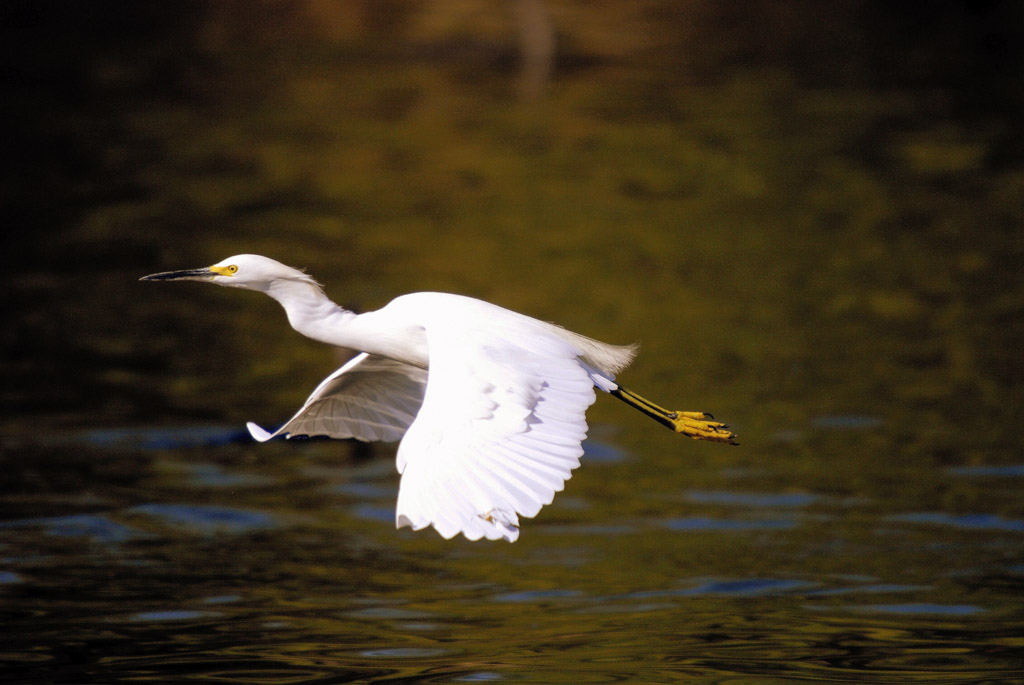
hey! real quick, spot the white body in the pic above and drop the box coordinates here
[147,254,636,541]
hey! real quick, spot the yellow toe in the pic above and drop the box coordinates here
[671,412,738,444]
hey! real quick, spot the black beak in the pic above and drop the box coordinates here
[139,267,216,282]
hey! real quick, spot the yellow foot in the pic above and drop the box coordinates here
[670,411,738,444]
[611,387,739,445]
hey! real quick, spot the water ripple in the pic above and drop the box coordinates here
[609,578,813,602]
[0,571,23,584]
[0,513,147,544]
[359,647,447,658]
[491,589,585,603]
[128,609,219,622]
[812,415,883,429]
[75,425,250,450]
[332,482,395,498]
[344,606,436,621]
[947,464,1024,477]
[676,578,812,597]
[582,439,627,463]
[131,504,278,534]
[351,504,395,524]
[847,603,985,616]
[178,463,273,488]
[807,583,929,597]
[685,490,818,507]
[661,516,796,532]
[891,512,1024,532]
[453,672,505,682]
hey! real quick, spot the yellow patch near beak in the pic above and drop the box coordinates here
[210,265,237,277]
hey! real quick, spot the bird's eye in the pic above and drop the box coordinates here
[227,265,238,274]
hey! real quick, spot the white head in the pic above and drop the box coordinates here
[141,254,320,292]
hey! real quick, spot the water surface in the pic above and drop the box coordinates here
[3,3,1023,682]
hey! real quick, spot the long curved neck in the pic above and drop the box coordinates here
[265,279,359,347]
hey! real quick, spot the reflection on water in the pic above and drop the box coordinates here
[948,464,1024,477]
[2,429,1022,682]
[661,516,797,531]
[892,512,1024,533]
[0,513,148,544]
[685,490,819,507]
[844,603,985,616]
[4,1,1024,682]
[74,425,251,450]
[131,503,280,535]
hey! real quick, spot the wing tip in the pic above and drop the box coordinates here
[246,421,274,442]
[396,511,521,542]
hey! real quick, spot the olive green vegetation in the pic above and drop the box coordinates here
[5,5,1022,492]
[42,70,1023,417]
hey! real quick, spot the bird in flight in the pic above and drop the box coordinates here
[142,254,736,541]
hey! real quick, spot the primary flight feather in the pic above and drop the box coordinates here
[142,254,736,541]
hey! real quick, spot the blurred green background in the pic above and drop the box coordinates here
[4,1,1022,457]
[3,3,1024,681]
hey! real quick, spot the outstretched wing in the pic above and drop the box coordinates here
[394,326,596,542]
[247,353,427,443]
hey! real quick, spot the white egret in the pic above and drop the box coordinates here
[142,254,736,541]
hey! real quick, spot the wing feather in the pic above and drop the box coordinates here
[246,353,427,443]
[395,326,596,541]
